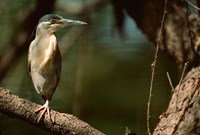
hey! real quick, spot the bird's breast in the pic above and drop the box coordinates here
[29,34,58,73]
[40,35,57,69]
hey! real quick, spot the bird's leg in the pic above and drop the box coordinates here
[35,100,51,122]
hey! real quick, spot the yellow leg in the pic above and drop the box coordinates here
[35,100,51,122]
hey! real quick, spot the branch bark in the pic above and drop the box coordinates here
[0,87,105,135]
[153,66,200,134]
[111,0,200,134]
[110,0,200,69]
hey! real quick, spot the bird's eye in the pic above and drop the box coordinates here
[50,19,56,24]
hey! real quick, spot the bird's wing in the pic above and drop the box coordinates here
[28,61,31,74]
[28,42,33,75]
[28,39,36,75]
[54,44,62,86]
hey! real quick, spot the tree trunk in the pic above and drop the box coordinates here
[1,0,200,134]
[154,66,200,134]
[111,0,200,134]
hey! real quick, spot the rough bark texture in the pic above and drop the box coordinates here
[2,0,200,134]
[0,87,105,135]
[161,2,200,69]
[111,0,200,134]
[111,0,200,69]
[154,66,200,135]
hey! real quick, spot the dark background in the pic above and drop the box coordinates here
[0,0,179,134]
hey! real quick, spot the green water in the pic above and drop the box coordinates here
[0,1,178,135]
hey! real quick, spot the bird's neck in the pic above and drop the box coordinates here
[34,26,57,56]
[35,23,55,38]
[36,28,55,38]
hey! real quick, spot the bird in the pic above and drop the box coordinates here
[28,14,87,122]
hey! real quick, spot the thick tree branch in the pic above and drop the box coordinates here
[0,87,105,135]
[110,0,200,134]
[153,66,200,134]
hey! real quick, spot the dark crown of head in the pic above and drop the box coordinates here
[39,14,62,23]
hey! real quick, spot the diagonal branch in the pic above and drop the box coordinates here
[0,0,56,82]
[0,87,105,135]
[153,66,200,135]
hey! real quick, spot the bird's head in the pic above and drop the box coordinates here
[37,14,87,34]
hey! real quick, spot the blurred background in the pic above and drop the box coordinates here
[0,0,179,135]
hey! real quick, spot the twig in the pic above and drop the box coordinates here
[176,62,188,110]
[170,68,198,135]
[147,0,168,134]
[166,72,175,92]
[125,127,136,135]
[185,0,200,10]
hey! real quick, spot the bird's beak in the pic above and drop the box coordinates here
[61,18,87,26]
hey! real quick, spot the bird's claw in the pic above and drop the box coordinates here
[35,100,51,122]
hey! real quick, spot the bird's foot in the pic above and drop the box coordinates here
[35,100,51,122]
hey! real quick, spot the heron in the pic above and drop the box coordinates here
[28,14,87,122]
